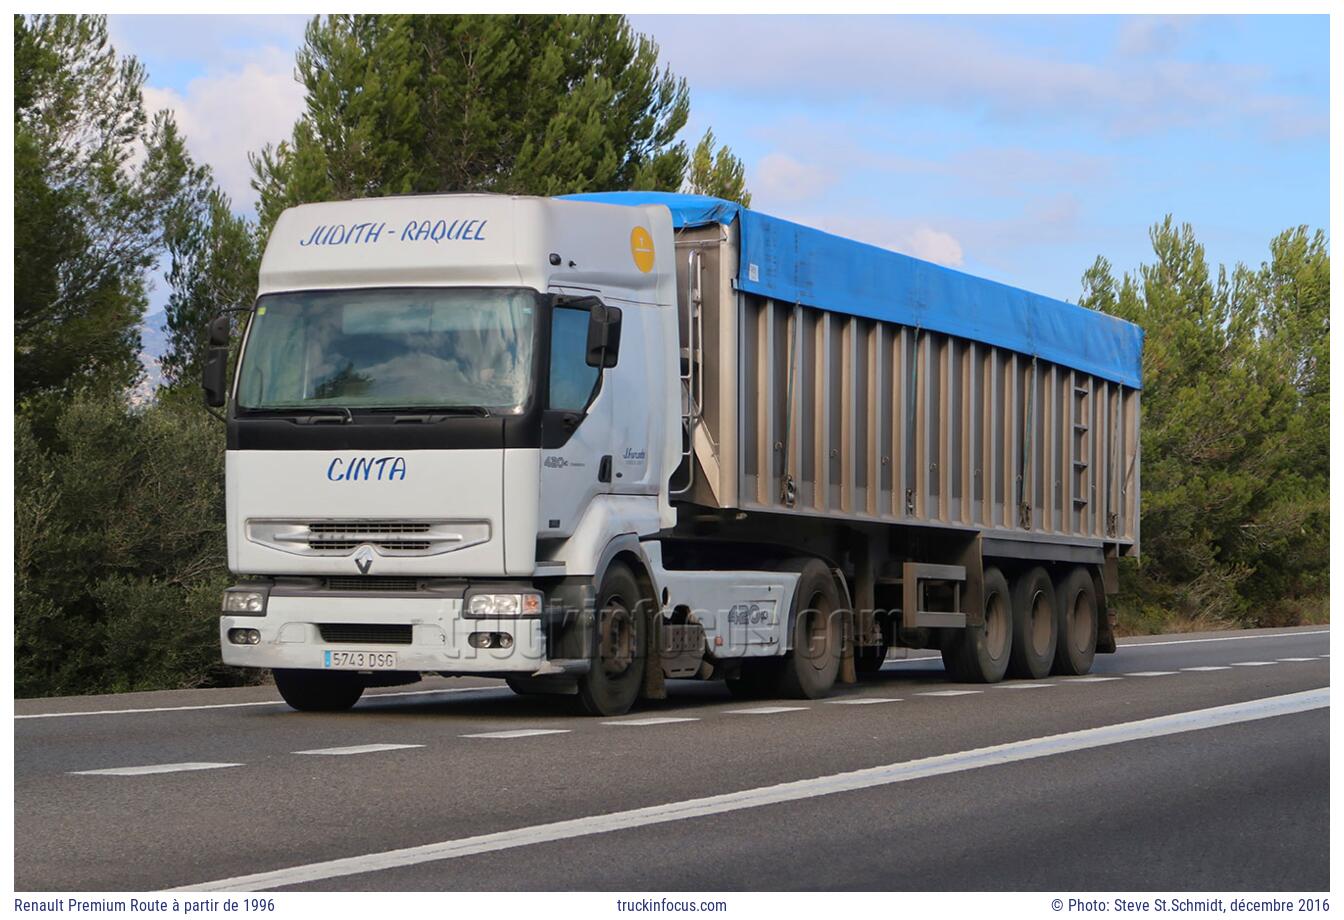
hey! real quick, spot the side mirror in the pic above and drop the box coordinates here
[585,303,623,369]
[203,346,228,408]
[208,314,231,348]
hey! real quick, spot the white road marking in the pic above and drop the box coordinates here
[1064,676,1122,683]
[71,762,242,777]
[917,689,982,697]
[1182,666,1231,672]
[1231,661,1278,667]
[1278,658,1318,662]
[994,683,1055,689]
[1126,671,1178,677]
[460,729,571,739]
[294,743,424,756]
[16,686,502,720]
[602,717,700,726]
[173,688,1329,892]
[724,706,809,715]
[824,698,902,705]
[1118,629,1328,648]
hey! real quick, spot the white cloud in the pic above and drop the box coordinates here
[903,226,965,267]
[801,214,966,268]
[750,152,836,204]
[142,45,305,209]
[1116,16,1195,57]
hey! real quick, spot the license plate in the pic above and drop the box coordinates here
[323,650,398,670]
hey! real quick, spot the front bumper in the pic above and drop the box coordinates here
[219,591,579,676]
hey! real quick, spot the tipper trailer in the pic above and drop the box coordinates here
[207,191,1143,716]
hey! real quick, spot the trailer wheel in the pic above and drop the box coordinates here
[775,559,843,699]
[1008,567,1057,679]
[940,565,1011,683]
[1052,566,1098,675]
[273,669,364,712]
[575,562,648,716]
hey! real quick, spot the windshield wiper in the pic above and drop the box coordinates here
[248,405,353,424]
[366,406,492,418]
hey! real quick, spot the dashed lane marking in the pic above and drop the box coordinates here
[1230,661,1278,667]
[71,762,242,777]
[994,683,1055,689]
[173,688,1328,892]
[1126,671,1178,677]
[294,743,425,756]
[1278,658,1318,662]
[724,706,810,715]
[917,690,983,697]
[824,698,902,705]
[1064,676,1123,683]
[601,717,701,726]
[1182,666,1231,672]
[460,729,571,739]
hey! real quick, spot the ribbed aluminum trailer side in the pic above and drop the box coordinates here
[673,222,1141,558]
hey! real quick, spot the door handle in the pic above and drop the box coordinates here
[598,455,613,483]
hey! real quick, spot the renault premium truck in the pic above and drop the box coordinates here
[206,191,1143,716]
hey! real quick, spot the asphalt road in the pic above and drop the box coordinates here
[14,626,1330,892]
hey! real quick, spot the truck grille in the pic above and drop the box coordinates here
[318,623,413,645]
[246,519,490,557]
[307,520,431,552]
[323,576,422,593]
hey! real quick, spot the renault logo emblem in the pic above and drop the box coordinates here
[354,545,374,575]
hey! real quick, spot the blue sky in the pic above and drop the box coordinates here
[108,13,1329,309]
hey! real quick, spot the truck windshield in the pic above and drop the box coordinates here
[236,288,537,412]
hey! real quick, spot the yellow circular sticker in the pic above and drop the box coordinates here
[630,226,655,273]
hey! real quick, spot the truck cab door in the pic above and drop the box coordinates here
[537,297,614,539]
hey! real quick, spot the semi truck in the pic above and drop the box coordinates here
[206,191,1143,716]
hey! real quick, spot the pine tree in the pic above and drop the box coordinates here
[1080,218,1329,629]
[252,15,737,236]
[14,15,194,424]
[685,128,751,206]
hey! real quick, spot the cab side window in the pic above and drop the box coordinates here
[548,305,601,411]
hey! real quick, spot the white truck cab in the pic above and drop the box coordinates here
[213,195,686,715]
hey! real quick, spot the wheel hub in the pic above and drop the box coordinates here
[598,604,636,676]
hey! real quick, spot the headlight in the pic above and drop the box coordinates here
[466,592,542,618]
[222,589,268,614]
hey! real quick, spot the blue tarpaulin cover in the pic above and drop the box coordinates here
[560,191,1143,389]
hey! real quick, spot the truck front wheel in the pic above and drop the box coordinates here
[273,668,364,712]
[576,563,648,716]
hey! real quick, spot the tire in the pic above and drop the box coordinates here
[273,668,364,712]
[575,563,648,716]
[940,566,1012,683]
[1052,566,1099,675]
[775,559,843,699]
[1008,566,1057,679]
